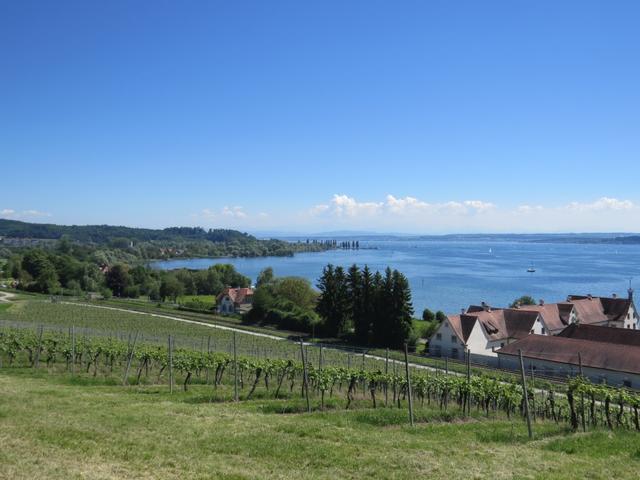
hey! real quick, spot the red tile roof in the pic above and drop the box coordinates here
[217,287,254,305]
[515,303,574,332]
[497,334,640,375]
[567,295,631,324]
[557,323,640,347]
[446,307,539,342]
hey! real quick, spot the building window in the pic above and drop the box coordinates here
[436,333,442,340]
[451,335,457,343]
[500,342,505,348]
[541,327,546,334]
[623,380,632,388]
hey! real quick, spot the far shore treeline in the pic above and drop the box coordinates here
[0,226,442,349]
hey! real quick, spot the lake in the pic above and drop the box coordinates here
[149,239,640,314]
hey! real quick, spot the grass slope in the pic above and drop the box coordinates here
[1,370,639,479]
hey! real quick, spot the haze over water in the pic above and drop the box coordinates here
[151,239,640,315]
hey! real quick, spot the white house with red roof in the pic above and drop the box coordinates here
[216,287,254,315]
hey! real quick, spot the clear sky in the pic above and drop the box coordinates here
[1,1,639,234]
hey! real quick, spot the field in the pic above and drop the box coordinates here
[1,369,640,479]
[1,295,640,478]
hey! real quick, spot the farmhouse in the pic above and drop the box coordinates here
[566,290,638,329]
[216,287,254,315]
[428,303,543,363]
[496,325,640,388]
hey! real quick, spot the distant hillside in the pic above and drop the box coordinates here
[0,219,335,260]
[0,219,253,244]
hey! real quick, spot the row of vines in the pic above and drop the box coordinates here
[1,325,639,431]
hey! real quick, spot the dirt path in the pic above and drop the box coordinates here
[60,301,446,373]
[0,291,16,303]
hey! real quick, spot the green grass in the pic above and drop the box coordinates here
[178,294,217,305]
[0,369,638,479]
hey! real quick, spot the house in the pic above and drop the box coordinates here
[566,289,638,329]
[429,289,638,363]
[496,326,640,388]
[216,287,254,315]
[428,303,543,364]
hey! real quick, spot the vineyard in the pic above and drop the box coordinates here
[1,321,639,434]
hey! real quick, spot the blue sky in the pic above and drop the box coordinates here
[1,1,639,233]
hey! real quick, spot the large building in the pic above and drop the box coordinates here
[428,289,638,364]
[496,324,640,388]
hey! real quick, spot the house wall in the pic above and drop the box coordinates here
[217,296,235,314]
[428,320,466,360]
[624,304,639,330]
[497,354,640,388]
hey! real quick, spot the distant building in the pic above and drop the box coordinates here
[216,287,254,315]
[428,289,638,364]
[497,325,640,388]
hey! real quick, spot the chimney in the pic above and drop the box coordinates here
[612,293,617,299]
[629,288,634,302]
[461,308,466,314]
[587,294,592,300]
[539,299,545,306]
[481,301,490,311]
[514,301,520,309]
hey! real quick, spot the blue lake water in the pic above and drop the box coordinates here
[150,240,640,315]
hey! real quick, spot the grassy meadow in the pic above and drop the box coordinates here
[1,369,639,479]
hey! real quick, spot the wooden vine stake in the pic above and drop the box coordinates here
[404,343,415,427]
[385,348,389,406]
[122,330,139,386]
[71,325,76,376]
[168,335,174,394]
[233,332,239,402]
[578,352,586,432]
[34,325,43,369]
[518,349,533,439]
[300,339,311,413]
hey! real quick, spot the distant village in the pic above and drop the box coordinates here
[429,289,640,388]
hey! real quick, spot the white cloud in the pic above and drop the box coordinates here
[309,194,495,219]
[564,197,635,212]
[301,195,640,233]
[221,206,247,218]
[0,208,51,219]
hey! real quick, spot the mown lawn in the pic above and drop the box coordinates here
[1,370,639,479]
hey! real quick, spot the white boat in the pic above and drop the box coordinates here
[527,265,536,273]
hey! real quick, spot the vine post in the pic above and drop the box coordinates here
[578,352,586,432]
[300,339,311,413]
[466,350,471,416]
[71,325,76,376]
[168,335,174,393]
[445,356,448,375]
[233,332,239,402]
[206,335,211,384]
[385,348,389,406]
[518,349,533,439]
[529,364,536,421]
[122,330,139,386]
[34,325,43,369]
[404,343,415,427]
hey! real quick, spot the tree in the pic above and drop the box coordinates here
[273,277,317,310]
[105,264,130,297]
[422,308,435,322]
[256,267,274,288]
[510,295,537,308]
[347,264,365,343]
[435,311,447,323]
[160,274,184,302]
[316,264,349,337]
[388,269,414,348]
[359,265,375,345]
